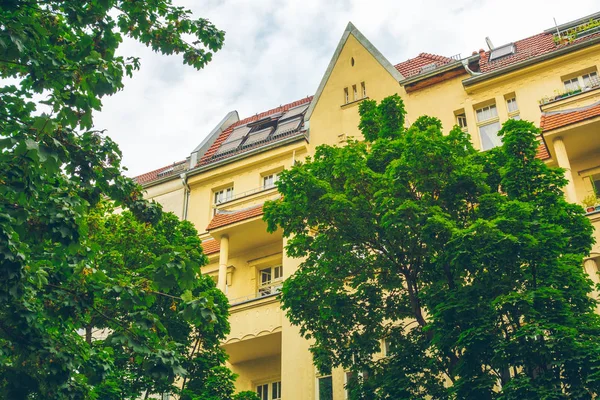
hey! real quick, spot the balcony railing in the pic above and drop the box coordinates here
[214,183,277,207]
[538,77,600,106]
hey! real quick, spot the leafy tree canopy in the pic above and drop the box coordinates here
[264,95,600,399]
[0,0,230,398]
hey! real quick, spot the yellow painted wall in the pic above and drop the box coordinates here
[308,34,401,150]
[143,179,185,219]
[187,142,307,236]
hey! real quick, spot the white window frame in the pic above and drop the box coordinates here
[564,70,599,92]
[506,97,518,113]
[456,113,468,130]
[475,104,502,151]
[262,173,279,189]
[352,84,358,101]
[361,81,367,98]
[582,71,599,87]
[563,77,581,92]
[258,265,283,297]
[316,374,333,400]
[344,87,349,104]
[256,380,281,400]
[214,186,234,205]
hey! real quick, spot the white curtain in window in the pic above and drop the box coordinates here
[479,121,502,150]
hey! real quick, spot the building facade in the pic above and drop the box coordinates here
[135,12,600,399]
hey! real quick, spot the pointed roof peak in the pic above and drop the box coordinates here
[305,22,403,120]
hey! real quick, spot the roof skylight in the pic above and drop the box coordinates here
[489,43,515,61]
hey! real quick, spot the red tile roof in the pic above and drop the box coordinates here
[479,32,600,73]
[394,53,455,78]
[199,97,313,165]
[540,101,600,132]
[206,204,264,230]
[201,239,220,255]
[134,160,187,185]
[536,141,550,160]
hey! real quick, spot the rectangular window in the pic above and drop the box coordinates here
[318,376,333,400]
[257,381,281,400]
[476,104,498,122]
[564,77,581,92]
[272,381,281,400]
[352,84,358,101]
[582,71,599,87]
[263,173,279,189]
[479,121,502,150]
[383,338,392,357]
[590,173,600,195]
[476,104,501,151]
[257,383,268,400]
[456,113,468,130]
[361,82,366,98]
[344,87,349,104]
[214,187,234,205]
[258,266,283,297]
[506,97,518,113]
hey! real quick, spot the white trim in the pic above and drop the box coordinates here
[305,22,404,121]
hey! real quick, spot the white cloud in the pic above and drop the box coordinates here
[92,0,599,176]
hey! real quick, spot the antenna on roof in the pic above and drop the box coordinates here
[553,17,562,40]
[485,37,495,50]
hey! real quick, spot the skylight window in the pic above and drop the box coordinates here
[420,63,437,73]
[489,43,515,61]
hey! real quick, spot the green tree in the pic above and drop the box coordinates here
[85,206,233,400]
[264,95,600,399]
[0,0,226,398]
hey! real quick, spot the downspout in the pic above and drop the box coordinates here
[462,58,482,76]
[180,172,190,221]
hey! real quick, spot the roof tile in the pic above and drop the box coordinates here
[133,160,186,185]
[540,101,600,132]
[201,239,220,255]
[394,53,454,78]
[206,204,264,231]
[479,32,600,73]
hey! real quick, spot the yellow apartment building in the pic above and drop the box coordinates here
[134,12,600,400]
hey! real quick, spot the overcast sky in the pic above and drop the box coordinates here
[93,0,599,177]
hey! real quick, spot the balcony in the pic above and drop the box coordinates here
[223,294,282,363]
[539,79,600,111]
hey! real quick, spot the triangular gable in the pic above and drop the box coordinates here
[305,22,404,120]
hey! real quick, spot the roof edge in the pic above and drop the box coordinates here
[463,36,600,86]
[305,22,404,120]
[190,110,240,168]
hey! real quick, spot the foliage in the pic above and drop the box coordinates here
[264,95,600,399]
[232,391,261,400]
[0,0,226,398]
[86,207,233,400]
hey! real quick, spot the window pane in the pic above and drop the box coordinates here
[506,98,518,113]
[479,121,502,150]
[564,78,580,91]
[274,266,282,279]
[583,72,598,87]
[476,104,497,122]
[257,384,268,400]
[272,382,281,399]
[592,174,600,195]
[318,376,333,400]
[261,269,272,284]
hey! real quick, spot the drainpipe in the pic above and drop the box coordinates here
[462,57,482,76]
[180,172,190,221]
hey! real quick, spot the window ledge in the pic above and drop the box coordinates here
[341,97,369,109]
